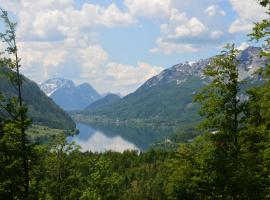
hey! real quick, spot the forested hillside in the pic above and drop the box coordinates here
[80,46,265,129]
[84,93,121,111]
[0,68,75,130]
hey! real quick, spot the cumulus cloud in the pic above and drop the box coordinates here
[229,0,268,33]
[106,62,164,85]
[160,9,206,38]
[151,8,227,54]
[150,38,199,54]
[4,1,135,42]
[204,5,226,17]
[124,0,172,18]
[210,30,223,39]
[238,42,250,51]
[81,62,164,94]
[172,17,206,38]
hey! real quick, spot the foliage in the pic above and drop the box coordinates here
[0,8,31,199]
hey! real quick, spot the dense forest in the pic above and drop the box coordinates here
[1,0,270,199]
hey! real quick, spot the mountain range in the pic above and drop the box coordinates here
[40,78,101,111]
[78,46,265,129]
[0,68,75,130]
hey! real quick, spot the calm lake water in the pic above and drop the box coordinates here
[68,122,173,153]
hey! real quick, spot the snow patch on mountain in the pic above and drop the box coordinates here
[40,78,70,96]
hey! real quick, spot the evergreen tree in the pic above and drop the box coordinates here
[0,8,32,199]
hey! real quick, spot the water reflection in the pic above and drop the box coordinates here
[69,123,173,153]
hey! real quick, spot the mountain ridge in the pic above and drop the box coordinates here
[40,78,101,111]
[84,93,121,111]
[78,46,265,129]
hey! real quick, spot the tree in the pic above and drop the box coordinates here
[242,0,270,197]
[39,135,80,200]
[0,8,32,199]
[194,44,244,198]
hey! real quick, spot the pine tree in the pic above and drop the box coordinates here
[0,8,32,199]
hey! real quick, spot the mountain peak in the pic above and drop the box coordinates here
[40,78,74,96]
[40,78,101,111]
[139,46,263,91]
[78,83,96,91]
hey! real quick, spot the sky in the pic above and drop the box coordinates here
[0,0,268,95]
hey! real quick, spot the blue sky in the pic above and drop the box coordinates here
[0,0,268,95]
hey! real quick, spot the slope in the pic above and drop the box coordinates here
[79,47,264,129]
[0,68,75,130]
[84,93,121,111]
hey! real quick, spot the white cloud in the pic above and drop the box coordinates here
[229,19,254,34]
[124,0,172,18]
[150,38,199,54]
[106,62,164,85]
[160,10,206,39]
[2,1,135,41]
[81,62,164,94]
[238,42,249,51]
[205,5,216,16]
[17,41,69,79]
[79,46,108,69]
[229,0,268,33]
[152,8,226,54]
[205,5,226,17]
[173,17,206,38]
[99,4,136,27]
[210,30,223,39]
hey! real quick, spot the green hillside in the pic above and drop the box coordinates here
[81,76,204,128]
[0,68,75,130]
[79,47,264,130]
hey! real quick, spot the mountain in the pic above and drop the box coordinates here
[0,68,75,130]
[40,78,70,96]
[84,93,121,111]
[79,47,265,128]
[40,78,101,111]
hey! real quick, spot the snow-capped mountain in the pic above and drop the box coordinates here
[40,78,101,111]
[81,46,266,128]
[40,78,73,96]
[140,46,264,90]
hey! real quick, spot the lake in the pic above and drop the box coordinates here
[68,122,174,153]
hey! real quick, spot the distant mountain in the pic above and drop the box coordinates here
[40,78,70,96]
[79,47,265,129]
[84,93,121,111]
[0,68,75,130]
[40,78,101,111]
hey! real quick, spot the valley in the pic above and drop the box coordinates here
[1,1,270,198]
